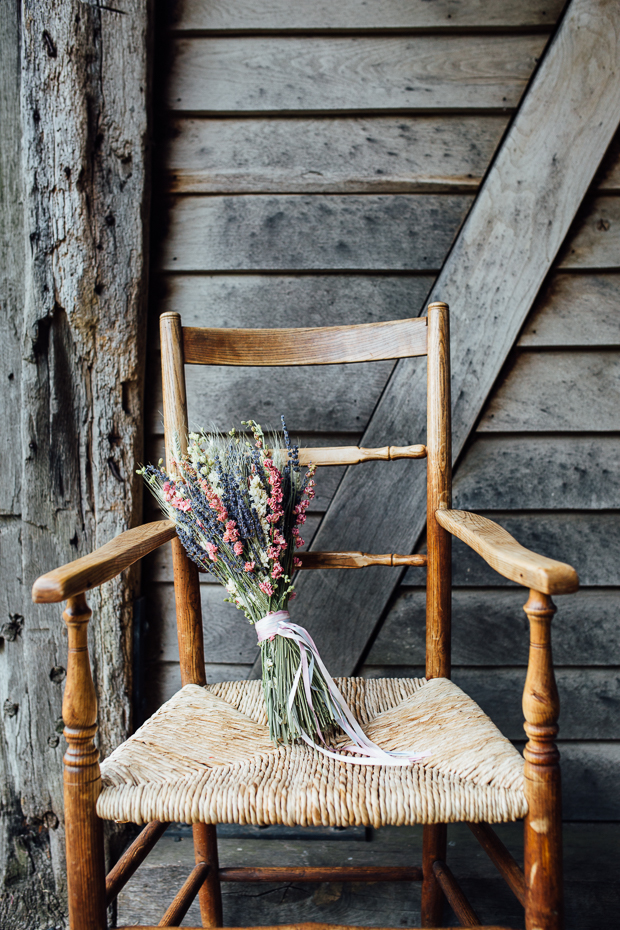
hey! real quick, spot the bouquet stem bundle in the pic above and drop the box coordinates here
[139,418,337,745]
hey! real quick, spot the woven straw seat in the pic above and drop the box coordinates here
[98,677,526,828]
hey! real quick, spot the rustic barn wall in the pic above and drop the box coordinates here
[144,0,619,820]
[0,3,151,927]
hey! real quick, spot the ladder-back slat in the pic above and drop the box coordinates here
[296,445,427,466]
[299,552,427,569]
[182,317,428,367]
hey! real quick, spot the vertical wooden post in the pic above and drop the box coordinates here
[160,311,223,927]
[62,593,106,930]
[523,590,563,930]
[422,301,452,927]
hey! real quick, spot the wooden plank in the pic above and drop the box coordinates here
[158,275,436,331]
[518,273,620,346]
[167,118,620,197]
[173,1,566,33]
[366,587,620,667]
[436,509,579,594]
[454,435,620,510]
[165,115,508,194]
[281,0,620,677]
[403,513,620,587]
[558,196,620,269]
[182,317,428,366]
[0,0,22,516]
[10,1,151,925]
[168,35,547,114]
[149,356,397,433]
[361,667,620,741]
[160,194,472,272]
[479,350,620,432]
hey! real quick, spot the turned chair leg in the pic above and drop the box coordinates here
[193,822,223,927]
[421,822,447,926]
[63,593,107,930]
[523,590,563,930]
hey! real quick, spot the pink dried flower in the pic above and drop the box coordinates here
[293,556,302,569]
[259,580,275,597]
[204,542,219,562]
[271,561,284,580]
[233,541,244,556]
[244,561,255,573]
[294,536,304,549]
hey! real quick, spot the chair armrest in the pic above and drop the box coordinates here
[435,510,579,595]
[32,520,176,603]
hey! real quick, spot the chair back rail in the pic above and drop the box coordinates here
[182,317,428,366]
[425,302,452,680]
[159,305,451,688]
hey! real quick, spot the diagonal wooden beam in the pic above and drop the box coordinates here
[250,0,620,678]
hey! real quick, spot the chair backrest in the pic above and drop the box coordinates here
[160,303,452,687]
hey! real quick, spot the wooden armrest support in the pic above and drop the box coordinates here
[435,510,579,595]
[32,520,176,603]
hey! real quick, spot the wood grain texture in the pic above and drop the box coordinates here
[522,591,563,930]
[165,115,508,194]
[161,195,472,272]
[425,303,452,681]
[295,445,427,465]
[366,587,620,667]
[158,275,437,330]
[286,0,620,676]
[433,513,620,588]
[192,822,222,928]
[61,594,106,930]
[432,859,480,927]
[106,822,170,906]
[0,0,22,516]
[183,317,427,366]
[558,195,620,269]
[299,552,427,570]
[167,35,547,113]
[173,0,566,32]
[518,273,620,346]
[32,522,176,604]
[150,358,397,434]
[3,2,151,925]
[218,866,422,882]
[453,436,620,510]
[158,861,211,927]
[435,510,579,595]
[466,823,525,907]
[479,350,620,432]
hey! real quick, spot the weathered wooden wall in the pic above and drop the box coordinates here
[0,2,151,927]
[143,0,619,822]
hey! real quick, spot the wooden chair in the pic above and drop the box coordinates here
[32,303,578,930]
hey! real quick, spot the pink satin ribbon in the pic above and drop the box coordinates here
[256,610,429,766]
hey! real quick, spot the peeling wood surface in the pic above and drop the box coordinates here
[0,2,150,927]
[173,1,567,33]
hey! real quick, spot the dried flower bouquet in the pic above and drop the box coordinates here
[140,418,426,766]
[139,418,337,745]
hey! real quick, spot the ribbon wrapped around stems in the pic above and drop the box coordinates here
[256,611,429,767]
